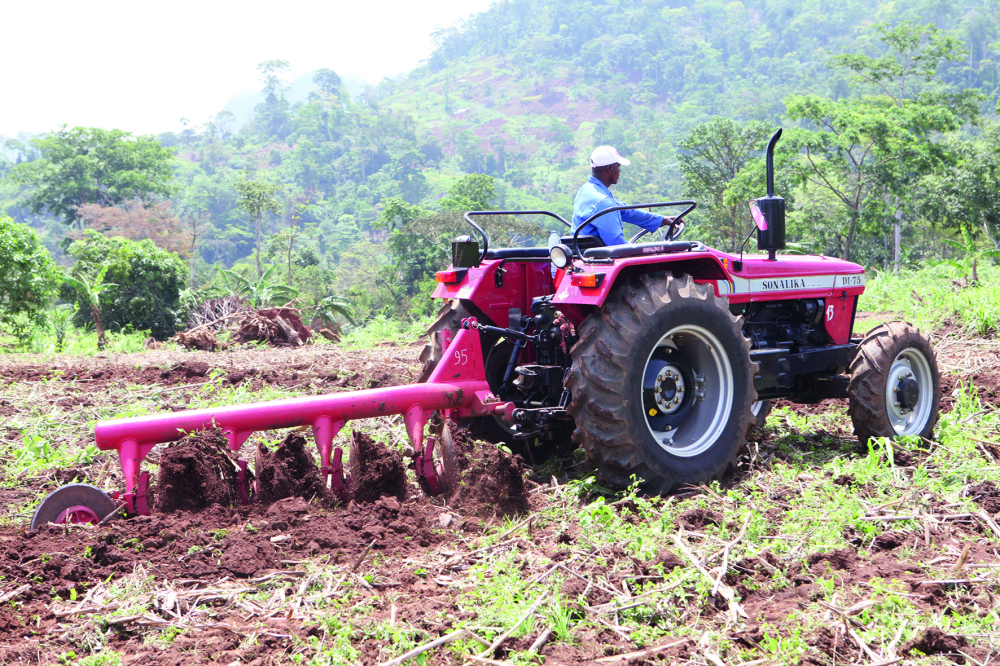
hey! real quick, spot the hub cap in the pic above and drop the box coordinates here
[642,325,733,457]
[885,348,934,435]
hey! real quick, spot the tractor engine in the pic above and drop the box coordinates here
[739,299,831,351]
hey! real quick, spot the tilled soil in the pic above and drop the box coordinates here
[1,331,999,664]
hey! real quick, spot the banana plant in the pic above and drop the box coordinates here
[218,264,299,307]
[313,295,355,327]
[941,224,1000,285]
[62,266,117,351]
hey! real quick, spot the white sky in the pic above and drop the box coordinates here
[0,0,495,138]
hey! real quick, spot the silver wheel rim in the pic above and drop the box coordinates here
[750,401,764,417]
[643,325,734,457]
[884,348,934,436]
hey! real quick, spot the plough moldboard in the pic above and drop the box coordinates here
[30,321,502,531]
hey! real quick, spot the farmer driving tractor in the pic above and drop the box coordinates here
[572,145,680,246]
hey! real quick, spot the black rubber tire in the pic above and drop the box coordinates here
[30,484,116,532]
[848,321,941,445]
[751,400,772,430]
[567,273,756,493]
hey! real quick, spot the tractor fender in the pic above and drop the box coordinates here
[552,252,729,308]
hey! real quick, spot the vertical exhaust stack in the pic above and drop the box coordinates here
[756,129,786,261]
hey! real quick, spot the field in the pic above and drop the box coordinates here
[1,279,1000,666]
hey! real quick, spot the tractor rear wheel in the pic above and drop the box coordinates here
[567,273,756,493]
[848,321,940,445]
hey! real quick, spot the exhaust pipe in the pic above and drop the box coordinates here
[756,129,786,261]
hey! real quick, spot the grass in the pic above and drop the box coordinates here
[2,269,999,663]
[859,262,1000,336]
[338,312,436,349]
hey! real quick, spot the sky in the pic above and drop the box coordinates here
[0,0,495,138]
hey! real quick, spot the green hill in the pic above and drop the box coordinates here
[2,0,998,322]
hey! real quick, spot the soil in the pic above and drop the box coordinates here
[443,426,530,518]
[1,327,998,665]
[349,431,408,504]
[156,430,242,513]
[254,432,331,506]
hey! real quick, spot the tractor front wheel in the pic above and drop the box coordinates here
[848,321,940,445]
[567,273,756,493]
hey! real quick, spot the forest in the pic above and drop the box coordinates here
[1,0,999,343]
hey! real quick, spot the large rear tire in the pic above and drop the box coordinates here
[848,321,940,445]
[567,273,756,493]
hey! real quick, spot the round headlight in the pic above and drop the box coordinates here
[549,243,572,269]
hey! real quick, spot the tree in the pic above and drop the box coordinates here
[313,69,343,96]
[62,266,116,351]
[75,200,189,258]
[66,231,187,340]
[234,176,281,278]
[921,122,1000,252]
[0,215,61,332]
[11,126,175,226]
[678,117,773,252]
[780,22,980,264]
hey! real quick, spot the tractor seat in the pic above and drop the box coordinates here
[583,240,701,260]
[483,235,604,260]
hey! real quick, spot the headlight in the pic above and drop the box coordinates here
[549,243,573,269]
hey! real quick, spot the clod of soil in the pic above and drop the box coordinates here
[255,433,331,505]
[807,548,857,572]
[220,534,276,577]
[676,508,724,530]
[156,429,244,512]
[901,627,969,663]
[349,432,408,504]
[444,426,530,518]
[969,480,1000,515]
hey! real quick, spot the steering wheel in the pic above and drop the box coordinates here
[630,218,686,244]
[628,210,690,243]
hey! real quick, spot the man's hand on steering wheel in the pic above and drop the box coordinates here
[660,215,684,241]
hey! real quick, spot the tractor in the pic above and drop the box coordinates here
[31,130,941,530]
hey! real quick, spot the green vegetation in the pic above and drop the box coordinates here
[0,214,61,337]
[10,126,174,226]
[2,0,999,347]
[65,231,187,341]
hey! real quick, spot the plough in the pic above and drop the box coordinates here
[30,324,500,530]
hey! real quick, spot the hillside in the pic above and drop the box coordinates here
[2,0,999,322]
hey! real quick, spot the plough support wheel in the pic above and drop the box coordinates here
[30,484,116,532]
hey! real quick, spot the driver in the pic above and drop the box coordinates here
[572,146,677,246]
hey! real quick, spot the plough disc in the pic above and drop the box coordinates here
[30,484,116,532]
[435,420,460,495]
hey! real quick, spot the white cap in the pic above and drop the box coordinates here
[590,145,631,168]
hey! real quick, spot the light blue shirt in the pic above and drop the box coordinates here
[572,176,664,246]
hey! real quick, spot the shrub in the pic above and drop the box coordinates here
[0,215,61,331]
[66,230,187,340]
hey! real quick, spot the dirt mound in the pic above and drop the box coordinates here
[155,429,243,512]
[969,480,1000,515]
[677,508,723,530]
[233,307,313,347]
[901,627,968,663]
[219,533,277,577]
[445,426,529,518]
[349,432,408,504]
[255,433,331,505]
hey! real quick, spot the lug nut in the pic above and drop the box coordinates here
[893,386,899,392]
[673,397,680,404]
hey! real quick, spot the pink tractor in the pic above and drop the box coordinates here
[32,130,941,529]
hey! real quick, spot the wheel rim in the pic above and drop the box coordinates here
[642,325,734,457]
[750,401,763,417]
[884,347,934,436]
[55,505,101,526]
